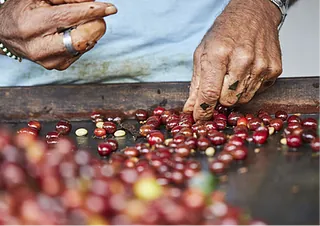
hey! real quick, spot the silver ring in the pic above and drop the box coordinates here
[63,29,79,56]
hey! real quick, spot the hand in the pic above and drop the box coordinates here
[183,0,283,121]
[0,0,117,70]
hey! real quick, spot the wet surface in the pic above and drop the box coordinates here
[3,113,319,225]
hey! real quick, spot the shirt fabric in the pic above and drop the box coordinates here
[0,0,230,86]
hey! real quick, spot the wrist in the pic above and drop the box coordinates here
[266,0,284,28]
[226,0,282,29]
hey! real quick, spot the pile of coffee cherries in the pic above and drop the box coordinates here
[91,105,319,176]
[1,129,262,224]
[3,104,318,224]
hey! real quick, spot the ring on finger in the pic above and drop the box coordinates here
[63,28,79,56]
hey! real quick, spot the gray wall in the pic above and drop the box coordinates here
[280,0,319,77]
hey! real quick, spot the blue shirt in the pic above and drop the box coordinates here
[0,0,230,86]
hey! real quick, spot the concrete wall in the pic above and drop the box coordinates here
[279,0,319,77]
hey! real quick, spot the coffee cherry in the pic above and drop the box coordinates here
[232,146,248,160]
[123,147,140,158]
[166,118,179,130]
[237,117,248,127]
[311,137,320,152]
[228,136,244,146]
[179,120,193,128]
[179,112,194,122]
[269,119,283,131]
[106,138,118,151]
[46,131,60,140]
[94,128,107,139]
[91,112,104,123]
[56,120,72,135]
[215,113,227,122]
[212,109,219,118]
[245,113,254,121]
[146,116,161,128]
[197,137,211,151]
[179,127,193,137]
[139,124,154,137]
[275,110,288,121]
[209,160,226,174]
[302,129,317,143]
[175,144,191,157]
[215,103,229,115]
[302,118,318,130]
[97,143,113,156]
[147,131,165,146]
[287,115,302,124]
[161,110,173,124]
[223,143,237,153]
[153,106,165,116]
[287,122,302,130]
[135,109,148,121]
[227,112,243,126]
[214,119,227,130]
[27,120,41,131]
[196,125,208,137]
[234,125,249,133]
[173,134,186,144]
[260,114,272,125]
[171,170,185,184]
[286,135,302,148]
[103,122,117,134]
[185,137,197,149]
[234,130,249,140]
[217,152,234,165]
[253,129,268,144]
[258,109,269,117]
[171,125,182,137]
[208,131,226,146]
[17,127,38,137]
[46,137,60,146]
[204,121,217,131]
[248,118,263,131]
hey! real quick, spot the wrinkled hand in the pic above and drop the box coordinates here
[0,0,117,70]
[184,0,283,121]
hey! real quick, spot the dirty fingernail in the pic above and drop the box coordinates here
[105,6,117,15]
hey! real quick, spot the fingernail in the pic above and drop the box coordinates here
[105,6,117,15]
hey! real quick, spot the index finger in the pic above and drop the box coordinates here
[193,48,228,121]
[31,2,117,35]
[183,45,204,114]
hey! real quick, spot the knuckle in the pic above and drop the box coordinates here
[233,46,254,65]
[212,44,232,59]
[252,58,268,75]
[255,58,268,71]
[269,61,283,76]
[17,23,33,40]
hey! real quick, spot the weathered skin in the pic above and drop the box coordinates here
[0,0,117,70]
[183,0,283,121]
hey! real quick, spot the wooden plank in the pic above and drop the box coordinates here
[0,77,318,122]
